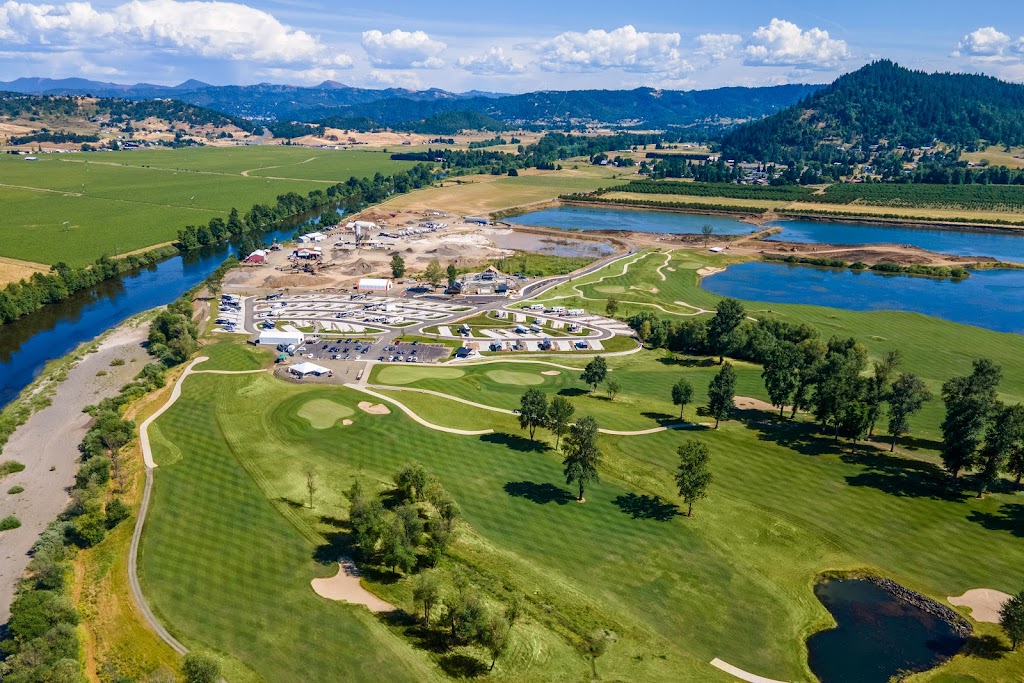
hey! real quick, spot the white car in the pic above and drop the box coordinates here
[355,355,361,361]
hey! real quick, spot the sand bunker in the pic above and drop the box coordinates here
[949,588,1012,623]
[666,267,676,272]
[342,419,353,426]
[541,370,561,376]
[311,559,394,612]
[734,396,785,413]
[697,266,725,277]
[358,401,391,415]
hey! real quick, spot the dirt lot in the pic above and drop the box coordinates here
[0,255,48,286]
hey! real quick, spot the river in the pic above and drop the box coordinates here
[0,225,298,409]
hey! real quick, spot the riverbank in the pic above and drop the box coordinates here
[0,316,153,622]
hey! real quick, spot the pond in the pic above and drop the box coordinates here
[807,578,966,683]
[766,219,1024,264]
[701,261,1024,334]
[509,205,760,235]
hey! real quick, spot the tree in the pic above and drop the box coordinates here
[480,611,512,671]
[701,224,714,248]
[412,570,442,625]
[791,339,826,418]
[182,652,221,683]
[580,356,608,392]
[865,349,902,437]
[446,263,458,287]
[812,338,868,440]
[941,359,1002,479]
[762,341,800,417]
[977,403,1024,497]
[671,378,694,420]
[547,396,575,449]
[1001,591,1024,650]
[707,362,736,428]
[584,629,616,680]
[886,373,932,452]
[605,378,620,401]
[518,388,548,440]
[605,297,619,317]
[707,298,745,364]
[304,467,318,509]
[562,416,601,502]
[675,440,712,516]
[390,253,406,278]
[395,462,429,502]
[380,512,417,575]
[424,259,444,288]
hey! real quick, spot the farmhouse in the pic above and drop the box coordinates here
[357,278,394,292]
[288,362,332,378]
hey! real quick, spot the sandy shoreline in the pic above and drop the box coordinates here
[0,321,151,623]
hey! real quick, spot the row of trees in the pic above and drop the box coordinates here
[389,255,458,289]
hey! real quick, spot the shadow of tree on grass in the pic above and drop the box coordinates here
[613,493,681,521]
[841,450,968,502]
[504,481,574,505]
[480,432,548,453]
[439,653,488,678]
[961,634,1009,660]
[968,503,1024,537]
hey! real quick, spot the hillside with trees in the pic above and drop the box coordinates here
[721,60,1024,161]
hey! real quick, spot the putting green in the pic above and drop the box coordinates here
[594,285,627,293]
[374,365,466,385]
[297,399,354,429]
[485,370,545,386]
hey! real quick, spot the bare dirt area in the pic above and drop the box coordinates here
[948,588,1013,623]
[0,255,48,286]
[729,238,996,267]
[311,558,394,612]
[0,322,151,622]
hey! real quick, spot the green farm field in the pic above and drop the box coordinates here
[141,339,1024,682]
[0,148,417,266]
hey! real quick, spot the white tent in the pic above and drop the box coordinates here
[258,328,304,346]
[289,362,331,377]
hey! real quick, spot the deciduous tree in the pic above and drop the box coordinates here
[547,396,575,449]
[412,570,442,625]
[707,362,736,429]
[977,403,1024,497]
[605,297,619,317]
[424,259,444,288]
[580,356,608,392]
[707,298,745,364]
[671,378,694,420]
[762,341,800,417]
[866,349,903,437]
[304,467,317,509]
[390,253,406,278]
[675,440,712,516]
[562,416,601,502]
[518,388,548,440]
[605,378,620,400]
[1001,591,1024,650]
[886,373,932,451]
[941,358,1002,479]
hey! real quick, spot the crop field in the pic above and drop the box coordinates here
[612,180,815,202]
[141,339,1024,682]
[808,183,1024,212]
[0,149,417,266]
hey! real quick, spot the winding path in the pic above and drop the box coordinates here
[710,658,789,683]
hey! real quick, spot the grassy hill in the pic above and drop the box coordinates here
[722,60,1024,160]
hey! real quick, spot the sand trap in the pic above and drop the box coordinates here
[735,396,786,413]
[358,401,391,415]
[311,559,394,612]
[949,588,1012,623]
[342,419,353,426]
[541,370,561,376]
[666,267,676,272]
[298,399,355,429]
[697,266,725,277]
[486,369,544,386]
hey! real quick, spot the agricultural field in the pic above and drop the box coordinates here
[0,148,418,266]
[960,146,1024,170]
[140,316,1024,682]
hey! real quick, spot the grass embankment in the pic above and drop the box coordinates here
[142,357,1024,682]
[0,149,417,266]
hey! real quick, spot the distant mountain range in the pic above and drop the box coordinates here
[721,60,1024,160]
[0,77,822,130]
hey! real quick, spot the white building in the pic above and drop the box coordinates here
[298,232,326,243]
[257,328,305,347]
[357,278,394,292]
[288,362,332,378]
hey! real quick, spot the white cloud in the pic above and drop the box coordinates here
[696,33,742,62]
[538,25,691,75]
[457,47,525,75]
[953,27,1024,62]
[361,29,446,69]
[0,0,351,67]
[743,18,850,69]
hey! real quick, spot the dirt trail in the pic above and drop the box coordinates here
[0,323,150,623]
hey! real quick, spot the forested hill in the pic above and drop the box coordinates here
[721,60,1024,160]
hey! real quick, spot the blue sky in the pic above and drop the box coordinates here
[1,0,1022,90]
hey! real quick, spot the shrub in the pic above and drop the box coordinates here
[1,459,25,477]
[8,485,24,494]
[182,652,222,683]
[71,513,106,547]
[105,498,131,528]
[95,370,108,377]
[0,515,21,531]
[109,358,126,366]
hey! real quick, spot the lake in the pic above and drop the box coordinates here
[807,578,966,683]
[766,219,1024,264]
[511,205,1024,263]
[701,261,1024,334]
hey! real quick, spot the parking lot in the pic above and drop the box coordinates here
[213,294,243,333]
[283,336,449,365]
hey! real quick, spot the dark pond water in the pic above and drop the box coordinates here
[766,219,1024,264]
[510,205,760,235]
[807,579,966,683]
[702,261,1024,334]
[0,224,300,409]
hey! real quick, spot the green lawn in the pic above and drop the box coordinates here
[143,357,1024,682]
[0,149,417,265]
